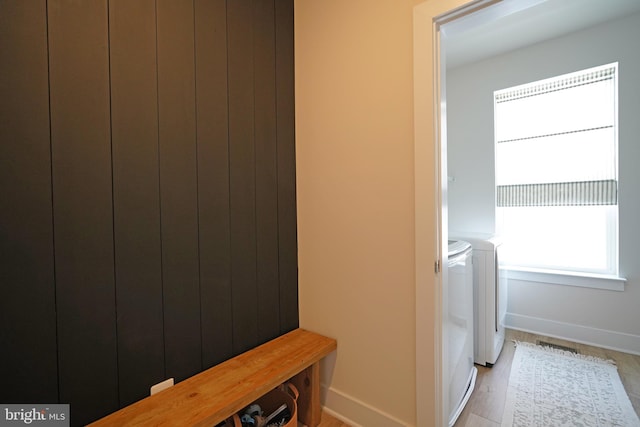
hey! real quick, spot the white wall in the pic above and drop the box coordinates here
[446,12,640,353]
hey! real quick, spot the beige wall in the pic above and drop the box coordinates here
[295,1,424,425]
[295,0,479,425]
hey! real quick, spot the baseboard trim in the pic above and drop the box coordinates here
[505,312,640,356]
[321,384,409,427]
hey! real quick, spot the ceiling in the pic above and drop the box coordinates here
[443,0,640,69]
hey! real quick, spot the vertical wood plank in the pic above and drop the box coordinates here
[253,0,280,343]
[109,0,165,406]
[194,0,234,367]
[48,0,118,423]
[157,0,202,381]
[228,0,258,354]
[291,362,322,427]
[0,0,58,404]
[275,0,299,332]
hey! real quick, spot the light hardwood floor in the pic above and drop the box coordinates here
[454,329,640,426]
[314,329,640,427]
[315,411,352,427]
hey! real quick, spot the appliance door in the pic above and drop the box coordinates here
[445,248,475,426]
[488,244,508,365]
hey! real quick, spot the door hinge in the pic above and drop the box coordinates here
[435,260,441,274]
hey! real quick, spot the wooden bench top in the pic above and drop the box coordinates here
[89,328,337,427]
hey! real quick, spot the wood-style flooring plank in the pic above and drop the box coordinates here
[455,413,500,427]
[455,329,640,425]
[306,411,352,427]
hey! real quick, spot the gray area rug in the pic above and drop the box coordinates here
[501,341,640,426]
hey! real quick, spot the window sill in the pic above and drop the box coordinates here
[503,266,626,291]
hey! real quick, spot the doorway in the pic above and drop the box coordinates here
[415,0,640,425]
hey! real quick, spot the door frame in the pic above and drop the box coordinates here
[413,1,502,426]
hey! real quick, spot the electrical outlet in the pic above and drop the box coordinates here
[150,378,174,395]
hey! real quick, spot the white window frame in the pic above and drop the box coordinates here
[494,63,625,290]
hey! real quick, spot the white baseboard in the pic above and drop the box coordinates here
[321,384,409,427]
[505,312,640,356]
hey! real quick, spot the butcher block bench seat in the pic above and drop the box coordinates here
[89,328,337,427]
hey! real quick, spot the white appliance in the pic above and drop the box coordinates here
[445,240,477,427]
[455,234,508,366]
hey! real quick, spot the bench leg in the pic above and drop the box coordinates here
[291,362,321,427]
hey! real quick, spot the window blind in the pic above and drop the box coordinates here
[497,180,617,207]
[495,63,617,207]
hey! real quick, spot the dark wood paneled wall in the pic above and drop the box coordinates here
[0,0,58,404]
[0,1,297,425]
[275,0,298,336]
[109,0,165,408]
[48,0,120,419]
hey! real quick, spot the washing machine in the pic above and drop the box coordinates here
[452,234,508,367]
[445,240,477,426]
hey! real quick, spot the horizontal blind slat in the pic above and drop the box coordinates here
[496,65,616,103]
[496,125,613,144]
[497,179,617,207]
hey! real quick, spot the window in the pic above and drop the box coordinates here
[495,63,619,276]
